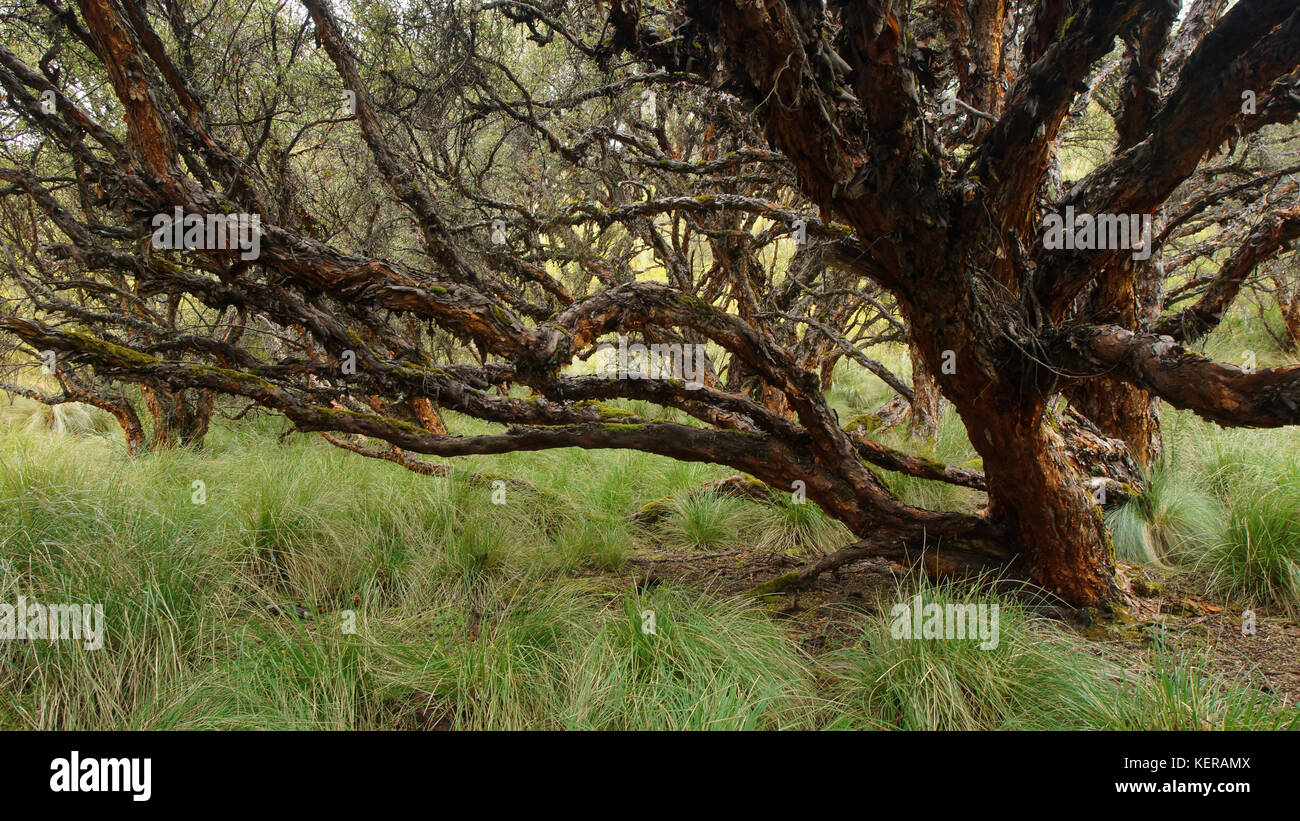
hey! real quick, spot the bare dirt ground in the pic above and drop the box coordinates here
[1136,572,1300,705]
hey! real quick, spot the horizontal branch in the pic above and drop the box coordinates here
[1052,324,1300,427]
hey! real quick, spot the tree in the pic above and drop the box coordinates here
[1,0,1299,609]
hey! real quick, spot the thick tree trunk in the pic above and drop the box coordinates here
[1068,382,1162,472]
[141,383,215,449]
[1279,288,1300,353]
[907,296,1124,608]
[1066,258,1165,472]
[966,400,1123,608]
[907,336,942,442]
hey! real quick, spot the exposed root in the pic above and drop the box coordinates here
[748,534,1015,597]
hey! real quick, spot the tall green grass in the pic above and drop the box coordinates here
[1190,423,1300,613]
[0,418,1294,729]
[823,578,1295,730]
[0,394,116,436]
[1110,409,1300,613]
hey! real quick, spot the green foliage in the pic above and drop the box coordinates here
[1128,413,1300,613]
[1106,464,1223,567]
[823,579,1120,730]
[0,395,116,437]
[655,492,758,552]
[752,492,853,556]
[823,578,1295,731]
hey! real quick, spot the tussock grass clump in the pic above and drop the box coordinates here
[1162,415,1300,612]
[1093,648,1297,731]
[0,434,234,729]
[368,583,823,730]
[822,579,1124,730]
[1103,411,1300,614]
[820,578,1296,730]
[637,482,852,557]
[752,493,853,556]
[1106,465,1224,567]
[571,586,822,730]
[0,394,116,437]
[1198,481,1300,613]
[655,492,759,552]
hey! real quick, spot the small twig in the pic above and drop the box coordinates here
[629,550,747,563]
